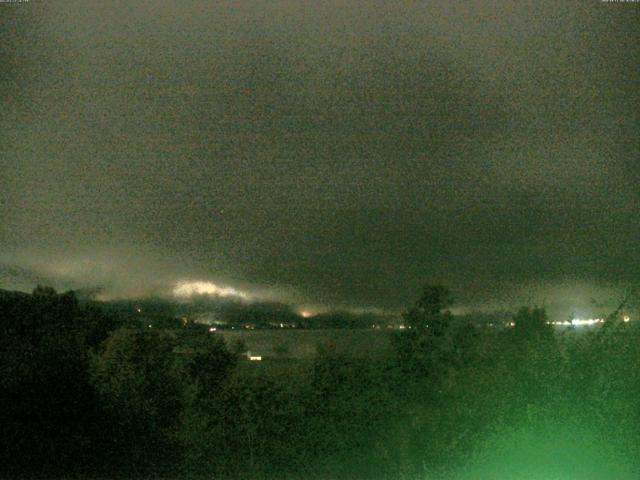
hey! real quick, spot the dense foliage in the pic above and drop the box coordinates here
[0,286,638,479]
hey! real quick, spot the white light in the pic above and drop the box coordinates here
[173,281,250,300]
[570,318,604,327]
[624,315,630,323]
[209,327,217,332]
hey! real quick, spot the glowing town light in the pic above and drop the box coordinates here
[623,315,630,323]
[300,310,313,318]
[173,281,250,300]
[550,320,572,326]
[570,318,604,327]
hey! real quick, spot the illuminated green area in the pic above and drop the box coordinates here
[456,424,636,480]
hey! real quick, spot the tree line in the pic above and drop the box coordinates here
[1,285,638,479]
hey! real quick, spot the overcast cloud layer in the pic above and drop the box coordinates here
[2,1,639,318]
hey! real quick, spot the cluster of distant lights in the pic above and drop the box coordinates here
[550,315,630,327]
[204,315,632,331]
[480,316,632,329]
[549,318,604,327]
[514,315,632,328]
[480,317,632,328]
[391,316,633,330]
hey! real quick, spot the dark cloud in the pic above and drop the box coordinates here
[1,1,638,318]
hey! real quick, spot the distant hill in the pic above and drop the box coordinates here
[0,288,30,301]
[0,283,400,331]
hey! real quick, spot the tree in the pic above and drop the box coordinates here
[394,285,456,378]
[0,287,102,477]
[179,333,236,398]
[501,306,560,411]
[512,306,552,339]
[90,328,183,475]
[403,285,453,336]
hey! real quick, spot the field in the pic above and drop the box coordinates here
[217,328,397,360]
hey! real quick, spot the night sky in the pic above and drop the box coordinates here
[2,1,639,318]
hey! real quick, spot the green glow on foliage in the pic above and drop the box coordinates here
[454,424,636,480]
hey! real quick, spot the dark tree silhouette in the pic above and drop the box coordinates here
[0,287,103,477]
[403,285,453,336]
[393,285,462,383]
[90,328,183,475]
[512,306,552,339]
